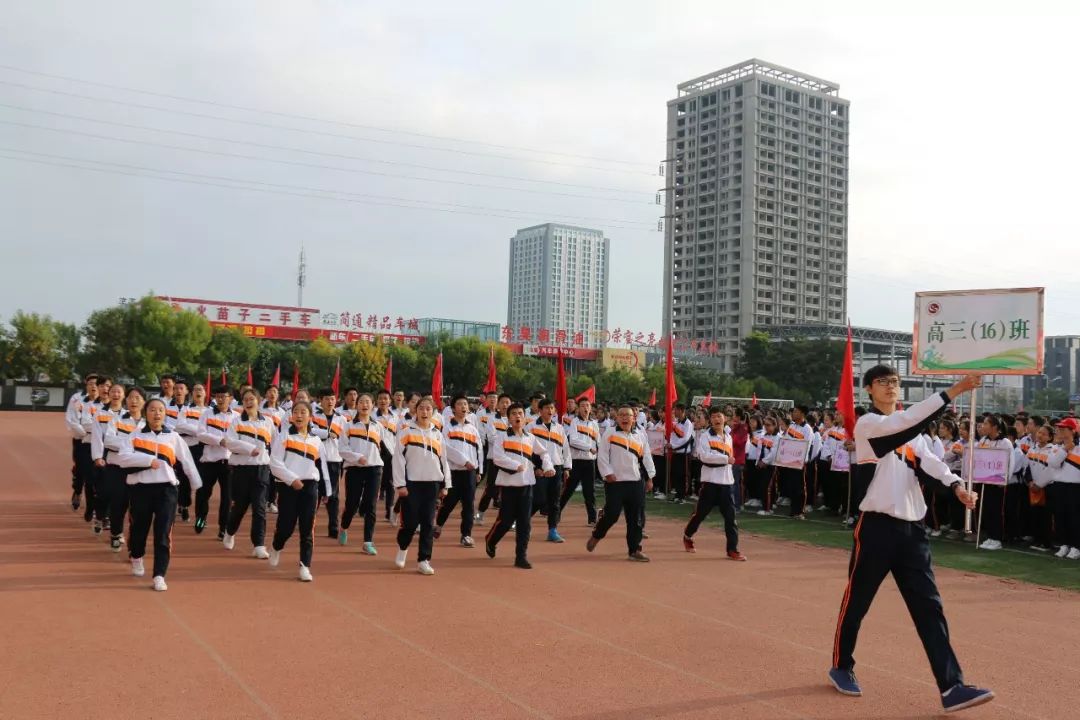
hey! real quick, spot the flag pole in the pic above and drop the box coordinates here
[966,385,978,540]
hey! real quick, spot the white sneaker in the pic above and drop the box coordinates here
[268,548,281,567]
[390,514,400,528]
[1068,548,1080,561]
[653,492,666,500]
[1055,545,1071,558]
[131,557,145,577]
[252,546,270,560]
[929,529,942,538]
[756,510,770,516]
[816,505,828,512]
[222,533,235,550]
[268,503,279,514]
[417,560,435,576]
[298,564,313,582]
[978,539,1002,551]
[395,548,408,569]
[475,512,485,526]
[152,575,168,592]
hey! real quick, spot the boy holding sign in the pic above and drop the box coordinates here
[828,365,993,714]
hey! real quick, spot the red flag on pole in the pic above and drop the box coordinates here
[431,353,444,410]
[575,385,595,404]
[270,364,280,388]
[648,388,656,407]
[246,365,253,387]
[751,392,759,408]
[290,363,300,402]
[664,336,678,441]
[837,322,856,438]
[482,346,498,394]
[331,359,341,398]
[554,349,567,418]
[702,391,712,407]
[384,357,393,393]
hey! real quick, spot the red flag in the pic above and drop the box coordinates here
[664,336,678,441]
[384,357,393,393]
[290,363,300,402]
[575,385,595,404]
[648,388,656,407]
[751,392,759,408]
[331,359,341,398]
[482,345,498,394]
[221,368,227,385]
[246,365,253,387]
[205,369,212,394]
[270,364,280,388]
[554,349,567,418]
[837,322,856,438]
[702,391,712,407]
[431,353,444,410]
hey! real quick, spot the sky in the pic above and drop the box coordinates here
[2,1,1078,337]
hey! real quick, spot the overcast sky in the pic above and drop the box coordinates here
[1,1,1077,337]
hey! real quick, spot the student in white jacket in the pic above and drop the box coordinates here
[269,401,331,581]
[392,398,452,575]
[682,407,746,560]
[65,374,99,512]
[586,404,656,561]
[222,389,275,558]
[114,398,203,592]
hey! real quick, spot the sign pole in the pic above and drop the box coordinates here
[964,385,978,537]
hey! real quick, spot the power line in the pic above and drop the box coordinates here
[0,149,655,230]
[0,63,651,168]
[0,102,648,196]
[0,116,654,206]
[0,79,655,177]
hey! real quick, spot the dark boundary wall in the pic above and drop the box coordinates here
[0,381,79,412]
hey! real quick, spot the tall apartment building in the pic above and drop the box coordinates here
[662,59,850,371]
[507,223,609,348]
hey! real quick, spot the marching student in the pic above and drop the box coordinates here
[586,404,656,561]
[195,384,238,538]
[268,401,331,581]
[260,384,286,515]
[527,399,569,543]
[222,389,274,558]
[436,395,484,548]
[755,416,782,515]
[176,383,209,521]
[484,403,555,569]
[975,415,1012,551]
[311,390,346,538]
[114,397,203,592]
[828,367,993,713]
[667,404,694,503]
[561,397,601,525]
[682,406,746,560]
[339,388,359,421]
[339,393,390,555]
[477,393,511,524]
[392,397,452,575]
[65,374,100,512]
[154,373,175,404]
[1025,424,1055,552]
[90,381,127,536]
[373,390,400,524]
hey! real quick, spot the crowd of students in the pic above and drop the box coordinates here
[61,371,1078,592]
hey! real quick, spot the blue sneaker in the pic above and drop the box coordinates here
[338,529,348,546]
[362,542,377,556]
[827,668,862,697]
[547,529,564,543]
[942,684,994,713]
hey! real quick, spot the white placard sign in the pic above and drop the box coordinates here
[912,288,1044,375]
[774,438,809,469]
[962,447,1010,486]
[830,449,851,472]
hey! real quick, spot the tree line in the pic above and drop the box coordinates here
[0,296,851,405]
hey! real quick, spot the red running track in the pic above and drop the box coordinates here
[1,412,1076,719]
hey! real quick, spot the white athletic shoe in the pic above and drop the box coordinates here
[1068,548,1080,561]
[131,557,145,577]
[929,529,942,538]
[816,505,829,512]
[222,533,235,550]
[1055,545,1071,558]
[152,575,168,592]
[475,512,485,526]
[268,503,279,514]
[298,564,313,582]
[252,546,270,560]
[390,514,400,528]
[395,548,408,569]
[978,539,1002,551]
[756,509,771,516]
[268,548,281,567]
[417,560,435,576]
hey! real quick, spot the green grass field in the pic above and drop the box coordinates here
[634,495,1080,592]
